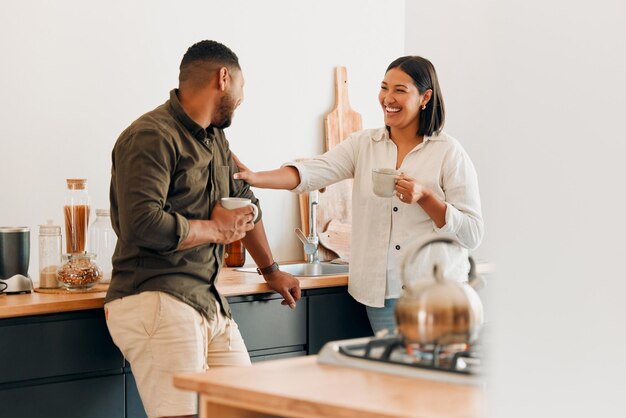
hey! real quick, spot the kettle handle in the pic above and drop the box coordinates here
[407,236,484,289]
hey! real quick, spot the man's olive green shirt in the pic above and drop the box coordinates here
[105,89,261,319]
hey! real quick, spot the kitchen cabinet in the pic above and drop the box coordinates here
[228,292,308,360]
[0,374,125,418]
[0,310,123,384]
[0,310,126,418]
[125,368,147,418]
[227,285,372,358]
[307,286,372,354]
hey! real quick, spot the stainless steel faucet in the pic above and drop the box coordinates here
[295,190,319,264]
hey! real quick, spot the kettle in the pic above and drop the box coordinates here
[394,236,484,347]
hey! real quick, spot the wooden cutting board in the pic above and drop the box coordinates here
[318,219,351,261]
[324,66,363,150]
[299,66,362,261]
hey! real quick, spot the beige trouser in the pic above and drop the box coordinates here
[105,291,251,418]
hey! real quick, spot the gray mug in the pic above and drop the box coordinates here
[372,168,401,198]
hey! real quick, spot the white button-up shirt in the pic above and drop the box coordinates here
[287,128,483,307]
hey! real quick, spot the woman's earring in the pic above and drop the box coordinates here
[421,104,426,110]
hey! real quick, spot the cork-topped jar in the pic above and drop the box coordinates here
[64,178,91,253]
[59,179,101,290]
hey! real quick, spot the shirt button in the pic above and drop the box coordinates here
[393,207,398,212]
[395,245,401,250]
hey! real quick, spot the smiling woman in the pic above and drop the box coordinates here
[233,55,484,336]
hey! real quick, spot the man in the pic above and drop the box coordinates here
[104,40,301,418]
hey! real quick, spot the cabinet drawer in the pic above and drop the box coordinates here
[229,293,307,352]
[0,310,124,384]
[0,374,124,418]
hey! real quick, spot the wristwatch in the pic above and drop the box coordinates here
[256,262,280,275]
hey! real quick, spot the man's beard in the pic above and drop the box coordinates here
[213,94,236,129]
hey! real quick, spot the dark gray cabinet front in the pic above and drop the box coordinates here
[125,371,148,418]
[228,292,307,355]
[0,374,124,418]
[0,310,123,384]
[307,286,373,354]
[0,310,125,418]
[229,286,372,357]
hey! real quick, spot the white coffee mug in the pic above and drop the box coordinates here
[372,168,400,198]
[220,197,259,222]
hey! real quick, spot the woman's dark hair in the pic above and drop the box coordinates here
[386,56,445,136]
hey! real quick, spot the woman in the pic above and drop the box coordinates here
[234,56,484,334]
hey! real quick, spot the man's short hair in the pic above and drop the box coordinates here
[179,40,240,86]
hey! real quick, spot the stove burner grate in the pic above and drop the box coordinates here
[338,336,480,375]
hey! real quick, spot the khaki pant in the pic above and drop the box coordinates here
[105,291,250,418]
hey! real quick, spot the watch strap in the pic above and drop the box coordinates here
[256,262,280,275]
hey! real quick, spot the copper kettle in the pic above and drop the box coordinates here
[394,237,484,347]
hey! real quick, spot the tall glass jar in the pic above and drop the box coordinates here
[38,220,62,289]
[64,179,91,253]
[89,209,116,283]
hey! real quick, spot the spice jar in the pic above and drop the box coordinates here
[64,179,91,253]
[38,220,62,289]
[224,240,246,267]
[89,209,116,283]
[57,253,102,289]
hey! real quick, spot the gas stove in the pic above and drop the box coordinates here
[317,335,484,386]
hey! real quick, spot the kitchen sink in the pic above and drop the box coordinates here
[236,262,349,277]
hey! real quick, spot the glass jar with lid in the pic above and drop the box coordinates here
[89,209,116,283]
[64,178,91,253]
[38,220,62,289]
[59,179,100,290]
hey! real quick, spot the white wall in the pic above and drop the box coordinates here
[406,0,626,417]
[0,0,405,278]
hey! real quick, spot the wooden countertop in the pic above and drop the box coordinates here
[0,266,348,319]
[174,355,483,418]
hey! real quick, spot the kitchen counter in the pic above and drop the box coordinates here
[0,266,349,319]
[174,354,483,418]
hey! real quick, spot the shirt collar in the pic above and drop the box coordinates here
[167,89,209,142]
[372,128,389,142]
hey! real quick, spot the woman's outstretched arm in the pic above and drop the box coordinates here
[232,153,301,190]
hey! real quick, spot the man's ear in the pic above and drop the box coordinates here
[218,67,229,92]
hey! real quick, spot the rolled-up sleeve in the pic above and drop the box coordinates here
[112,129,189,252]
[284,135,357,193]
[434,146,484,250]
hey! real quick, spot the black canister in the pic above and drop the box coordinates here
[0,227,30,279]
[0,227,33,294]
